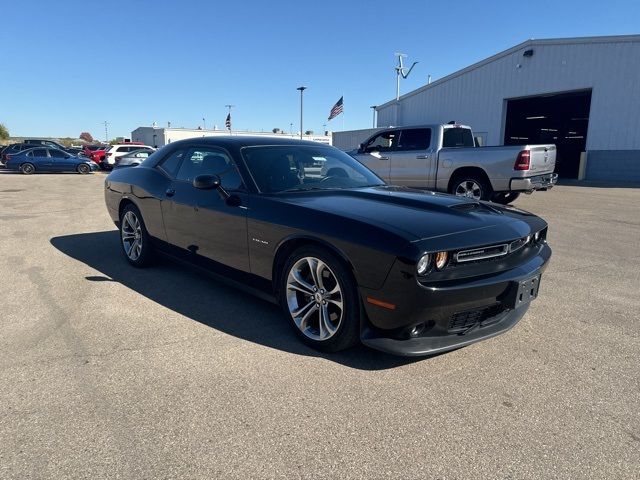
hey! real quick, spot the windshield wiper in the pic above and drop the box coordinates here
[278,186,327,193]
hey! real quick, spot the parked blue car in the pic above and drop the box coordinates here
[4,147,99,174]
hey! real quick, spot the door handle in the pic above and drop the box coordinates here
[416,155,430,159]
[165,188,175,197]
[379,156,390,161]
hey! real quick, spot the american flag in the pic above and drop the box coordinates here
[225,113,231,130]
[328,96,343,121]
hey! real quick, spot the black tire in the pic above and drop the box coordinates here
[450,174,493,201]
[119,204,155,267]
[77,163,90,174]
[491,192,521,205]
[20,163,35,175]
[280,245,360,353]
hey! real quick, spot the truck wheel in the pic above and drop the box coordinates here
[492,192,520,205]
[450,175,492,201]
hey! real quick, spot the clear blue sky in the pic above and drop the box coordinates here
[1,0,638,140]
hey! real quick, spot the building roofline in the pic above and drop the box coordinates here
[377,34,640,110]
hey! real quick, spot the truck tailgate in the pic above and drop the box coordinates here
[529,145,556,174]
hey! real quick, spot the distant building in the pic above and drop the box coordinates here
[131,127,332,148]
[351,35,640,181]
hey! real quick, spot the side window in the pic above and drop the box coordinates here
[32,149,48,157]
[158,149,185,176]
[396,128,432,151]
[49,149,67,158]
[443,128,475,148]
[176,148,243,190]
[364,131,398,152]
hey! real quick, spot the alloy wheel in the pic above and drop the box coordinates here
[121,211,143,261]
[285,257,344,341]
[455,180,482,199]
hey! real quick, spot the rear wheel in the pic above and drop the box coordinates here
[77,163,90,174]
[281,246,360,352]
[492,192,521,205]
[450,175,492,201]
[119,204,155,267]
[20,163,35,175]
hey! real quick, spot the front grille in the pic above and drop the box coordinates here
[455,244,509,263]
[448,304,507,333]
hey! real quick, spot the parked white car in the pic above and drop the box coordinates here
[103,144,155,169]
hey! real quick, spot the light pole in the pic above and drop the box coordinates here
[297,86,306,139]
[202,117,206,130]
[370,106,377,128]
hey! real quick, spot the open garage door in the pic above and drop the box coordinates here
[504,90,591,178]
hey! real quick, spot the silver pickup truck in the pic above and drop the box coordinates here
[350,123,557,204]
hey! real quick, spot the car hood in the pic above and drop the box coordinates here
[275,186,545,248]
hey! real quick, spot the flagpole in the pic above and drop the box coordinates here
[225,104,234,135]
[342,93,345,131]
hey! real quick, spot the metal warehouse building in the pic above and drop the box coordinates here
[373,35,640,181]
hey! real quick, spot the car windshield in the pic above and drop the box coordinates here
[242,144,384,194]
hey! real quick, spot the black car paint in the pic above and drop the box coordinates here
[105,136,551,356]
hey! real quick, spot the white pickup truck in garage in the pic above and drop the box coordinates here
[349,123,558,204]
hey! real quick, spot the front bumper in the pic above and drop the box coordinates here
[510,173,558,192]
[359,243,551,357]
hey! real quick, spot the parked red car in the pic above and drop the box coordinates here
[82,145,110,165]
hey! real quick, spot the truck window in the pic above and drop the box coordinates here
[364,131,398,152]
[396,128,431,151]
[443,128,474,148]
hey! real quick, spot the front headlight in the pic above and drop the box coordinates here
[417,251,449,276]
[434,251,449,270]
[417,254,431,275]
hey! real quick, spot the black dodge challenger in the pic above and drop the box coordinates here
[104,136,551,356]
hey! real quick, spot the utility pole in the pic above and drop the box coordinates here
[103,121,109,143]
[370,106,377,128]
[297,86,306,139]
[394,53,418,101]
[225,104,234,134]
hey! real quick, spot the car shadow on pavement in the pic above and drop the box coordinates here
[51,231,425,371]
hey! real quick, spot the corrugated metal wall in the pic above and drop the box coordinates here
[376,38,640,151]
[332,128,382,151]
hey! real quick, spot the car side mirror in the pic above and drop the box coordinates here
[358,143,365,153]
[193,174,220,190]
[193,174,231,201]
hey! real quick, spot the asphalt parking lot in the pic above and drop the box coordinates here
[0,171,638,479]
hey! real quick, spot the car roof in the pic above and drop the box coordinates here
[165,136,326,150]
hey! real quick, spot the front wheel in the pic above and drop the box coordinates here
[20,163,35,175]
[491,192,521,205]
[119,204,155,267]
[281,246,360,352]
